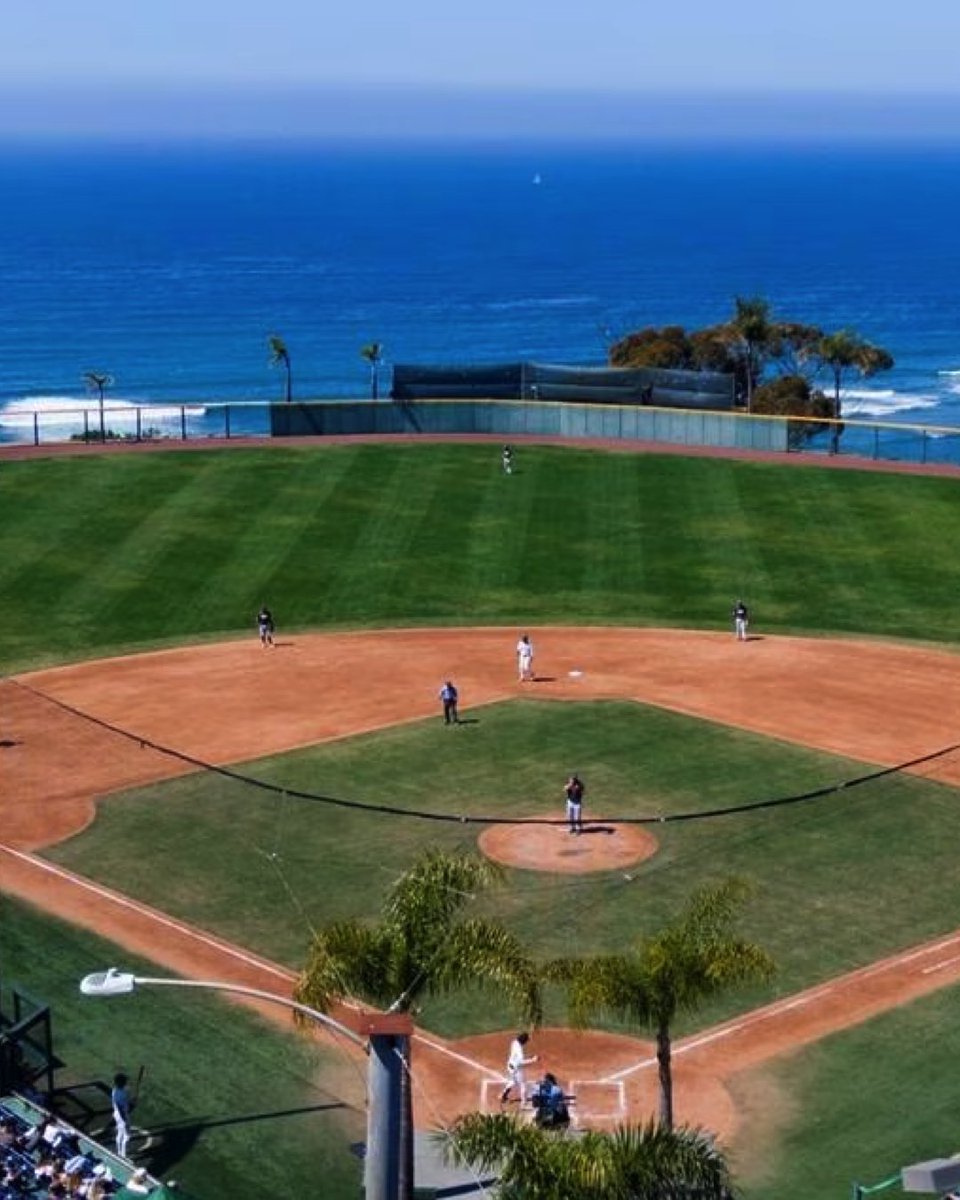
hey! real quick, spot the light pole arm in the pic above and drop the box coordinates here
[80,970,366,1052]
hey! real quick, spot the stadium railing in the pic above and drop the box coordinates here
[4,398,960,471]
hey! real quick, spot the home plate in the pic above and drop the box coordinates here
[568,669,584,678]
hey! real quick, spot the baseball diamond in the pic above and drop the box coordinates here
[7,624,960,1142]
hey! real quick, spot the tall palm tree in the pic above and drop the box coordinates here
[445,1112,736,1200]
[729,296,774,411]
[551,879,774,1130]
[815,329,894,452]
[295,848,542,1200]
[360,341,384,400]
[267,334,292,402]
[83,371,113,443]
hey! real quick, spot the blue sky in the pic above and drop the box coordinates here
[4,0,960,137]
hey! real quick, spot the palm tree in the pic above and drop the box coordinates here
[83,371,113,442]
[295,848,542,1200]
[360,341,384,400]
[551,879,774,1131]
[445,1112,736,1199]
[729,296,774,411]
[814,329,894,453]
[267,334,292,402]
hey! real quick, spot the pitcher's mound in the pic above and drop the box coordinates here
[479,821,658,874]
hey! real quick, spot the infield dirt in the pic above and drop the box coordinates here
[5,625,960,1136]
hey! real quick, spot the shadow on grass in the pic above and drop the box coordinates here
[141,1101,348,1177]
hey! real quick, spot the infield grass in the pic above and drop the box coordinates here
[47,698,960,1038]
[4,443,960,669]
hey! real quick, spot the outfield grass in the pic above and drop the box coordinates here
[731,983,960,1199]
[47,699,960,1038]
[3,443,960,669]
[0,896,364,1200]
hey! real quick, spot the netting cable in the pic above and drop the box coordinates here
[12,677,960,828]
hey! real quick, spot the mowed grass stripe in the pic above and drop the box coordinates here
[187,449,358,626]
[0,458,135,594]
[55,455,260,642]
[318,445,453,622]
[7,444,960,666]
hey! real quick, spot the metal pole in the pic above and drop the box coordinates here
[364,1022,409,1200]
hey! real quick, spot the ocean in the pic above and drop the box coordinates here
[2,140,960,442]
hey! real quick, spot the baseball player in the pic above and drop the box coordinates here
[732,600,749,642]
[564,774,584,835]
[502,444,514,475]
[500,1032,538,1103]
[257,605,275,648]
[111,1072,132,1158]
[439,681,459,725]
[517,634,534,682]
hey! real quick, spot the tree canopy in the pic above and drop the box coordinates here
[294,847,541,1200]
[550,879,774,1130]
[445,1112,737,1200]
[609,298,891,420]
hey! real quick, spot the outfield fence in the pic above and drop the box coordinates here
[4,397,960,470]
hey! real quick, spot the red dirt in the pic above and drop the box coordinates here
[6,626,960,1140]
[479,821,659,873]
[4,430,960,479]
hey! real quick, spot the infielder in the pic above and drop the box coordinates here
[439,680,460,725]
[732,600,749,642]
[500,1032,538,1104]
[517,634,534,682]
[257,605,276,648]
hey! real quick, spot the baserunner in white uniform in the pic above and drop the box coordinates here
[500,1032,538,1104]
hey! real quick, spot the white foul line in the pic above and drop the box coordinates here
[413,1033,501,1078]
[0,845,295,982]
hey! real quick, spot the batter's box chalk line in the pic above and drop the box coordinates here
[567,1080,626,1125]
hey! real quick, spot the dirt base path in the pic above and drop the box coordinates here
[5,626,960,1137]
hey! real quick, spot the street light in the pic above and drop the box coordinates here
[80,969,411,1200]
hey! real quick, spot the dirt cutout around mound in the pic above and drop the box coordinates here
[479,820,658,873]
[6,625,960,1142]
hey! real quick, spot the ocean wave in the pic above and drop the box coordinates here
[0,396,206,436]
[839,387,939,418]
